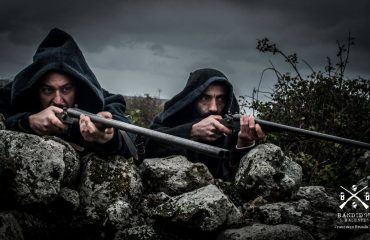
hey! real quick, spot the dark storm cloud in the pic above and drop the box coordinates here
[1,0,369,98]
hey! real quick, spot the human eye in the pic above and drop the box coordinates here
[61,85,75,94]
[40,87,55,95]
[217,96,226,103]
[201,95,211,102]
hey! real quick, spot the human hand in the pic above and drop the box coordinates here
[29,106,67,135]
[80,111,114,144]
[237,115,265,148]
[191,115,232,142]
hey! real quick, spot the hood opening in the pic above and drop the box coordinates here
[11,28,104,114]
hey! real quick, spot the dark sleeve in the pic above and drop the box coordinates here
[0,82,34,133]
[229,147,250,167]
[145,114,195,158]
[222,134,254,180]
[90,89,136,158]
[0,82,12,117]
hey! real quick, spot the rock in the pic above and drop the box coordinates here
[106,200,143,230]
[0,131,78,205]
[313,212,338,240]
[140,155,214,196]
[43,136,80,185]
[235,143,302,201]
[295,186,339,212]
[14,210,102,240]
[256,200,312,225]
[352,233,370,240]
[142,192,171,215]
[0,212,24,240]
[0,130,353,240]
[12,211,49,240]
[0,114,5,130]
[114,225,158,240]
[58,187,80,211]
[255,200,338,240]
[215,179,245,207]
[217,223,314,240]
[151,184,241,232]
[79,154,143,222]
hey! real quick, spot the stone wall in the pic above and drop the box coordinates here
[0,120,369,240]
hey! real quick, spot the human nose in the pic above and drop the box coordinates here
[53,91,64,105]
[209,98,218,112]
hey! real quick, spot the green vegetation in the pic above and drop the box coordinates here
[240,34,370,187]
[126,94,164,127]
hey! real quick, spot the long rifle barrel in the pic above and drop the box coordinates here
[66,108,230,159]
[223,114,370,150]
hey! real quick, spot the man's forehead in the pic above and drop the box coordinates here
[40,72,74,86]
[203,83,227,95]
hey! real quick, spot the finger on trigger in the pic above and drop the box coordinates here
[214,121,232,134]
[50,106,64,113]
[212,115,222,120]
[50,115,67,130]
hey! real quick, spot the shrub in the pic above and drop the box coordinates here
[240,35,370,187]
[125,94,164,127]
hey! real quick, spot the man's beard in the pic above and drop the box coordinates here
[49,102,69,109]
[192,109,221,120]
[200,111,220,118]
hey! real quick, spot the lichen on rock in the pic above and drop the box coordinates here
[140,155,214,196]
[0,131,78,205]
[79,154,143,222]
[235,143,302,201]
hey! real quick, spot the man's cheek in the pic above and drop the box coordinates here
[40,97,51,109]
[68,94,76,107]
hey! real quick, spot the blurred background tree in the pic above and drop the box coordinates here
[125,94,164,127]
[239,34,370,187]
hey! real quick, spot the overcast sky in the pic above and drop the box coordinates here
[1,0,369,100]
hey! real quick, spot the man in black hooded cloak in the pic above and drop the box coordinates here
[0,28,133,156]
[146,68,265,181]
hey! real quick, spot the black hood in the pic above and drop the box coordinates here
[11,28,104,113]
[158,68,240,125]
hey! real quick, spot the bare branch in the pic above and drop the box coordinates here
[301,59,315,74]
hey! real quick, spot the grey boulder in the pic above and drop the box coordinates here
[140,155,214,196]
[235,143,302,201]
[0,131,79,205]
[151,184,241,232]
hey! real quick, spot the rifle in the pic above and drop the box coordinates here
[220,113,370,150]
[57,107,231,159]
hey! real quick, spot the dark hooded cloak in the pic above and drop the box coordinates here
[146,68,249,180]
[0,28,132,156]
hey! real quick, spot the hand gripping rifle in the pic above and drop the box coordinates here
[220,113,370,150]
[57,107,231,160]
